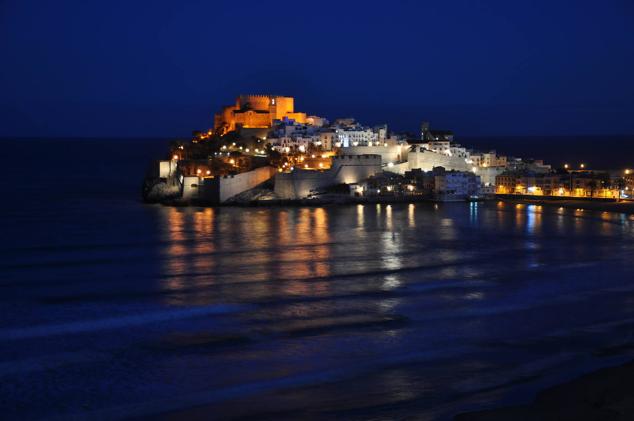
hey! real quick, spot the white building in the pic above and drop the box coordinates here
[434,168,481,200]
[469,151,507,168]
[318,130,336,151]
[335,128,378,147]
[423,141,470,159]
[269,136,316,153]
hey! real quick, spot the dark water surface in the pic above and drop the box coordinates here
[2,139,634,420]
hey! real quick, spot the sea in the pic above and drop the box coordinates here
[1,137,634,420]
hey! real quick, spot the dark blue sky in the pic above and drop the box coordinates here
[1,0,633,138]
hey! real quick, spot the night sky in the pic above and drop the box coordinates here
[1,0,633,138]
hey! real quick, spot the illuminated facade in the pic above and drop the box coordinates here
[495,173,621,198]
[213,95,308,134]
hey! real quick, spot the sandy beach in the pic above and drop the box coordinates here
[456,360,634,420]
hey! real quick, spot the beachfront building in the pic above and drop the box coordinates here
[433,167,481,200]
[495,171,620,198]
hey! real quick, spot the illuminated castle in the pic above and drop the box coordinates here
[214,95,307,134]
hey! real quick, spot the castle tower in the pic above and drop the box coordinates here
[421,121,430,141]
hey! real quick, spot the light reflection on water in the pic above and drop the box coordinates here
[5,201,634,420]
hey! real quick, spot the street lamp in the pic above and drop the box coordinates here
[580,163,585,169]
[564,164,569,169]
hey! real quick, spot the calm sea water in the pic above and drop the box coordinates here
[2,139,634,420]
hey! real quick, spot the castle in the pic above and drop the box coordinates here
[213,94,308,134]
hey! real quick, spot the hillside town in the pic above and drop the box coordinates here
[143,94,633,204]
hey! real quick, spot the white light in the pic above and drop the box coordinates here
[387,162,394,168]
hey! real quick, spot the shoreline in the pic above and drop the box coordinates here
[156,194,477,208]
[496,195,634,215]
[455,359,634,420]
[153,195,634,215]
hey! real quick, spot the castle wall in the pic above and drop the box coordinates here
[237,95,271,111]
[271,96,294,120]
[407,149,471,172]
[340,144,410,165]
[331,154,382,184]
[284,112,307,124]
[158,160,177,178]
[181,167,276,203]
[216,166,276,202]
[274,171,335,200]
[275,154,382,199]
[181,176,200,200]
[214,95,304,131]
[233,110,270,128]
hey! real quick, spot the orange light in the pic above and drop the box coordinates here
[172,154,179,160]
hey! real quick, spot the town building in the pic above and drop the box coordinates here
[468,151,507,168]
[433,167,481,200]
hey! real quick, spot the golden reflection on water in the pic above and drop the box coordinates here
[279,208,332,298]
[161,207,334,305]
[357,204,364,227]
[192,208,215,272]
[162,208,192,304]
[526,205,542,235]
[386,205,393,230]
[157,202,632,308]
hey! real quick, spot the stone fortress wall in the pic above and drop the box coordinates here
[275,155,381,199]
[214,95,307,133]
[405,148,471,173]
[181,166,277,203]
